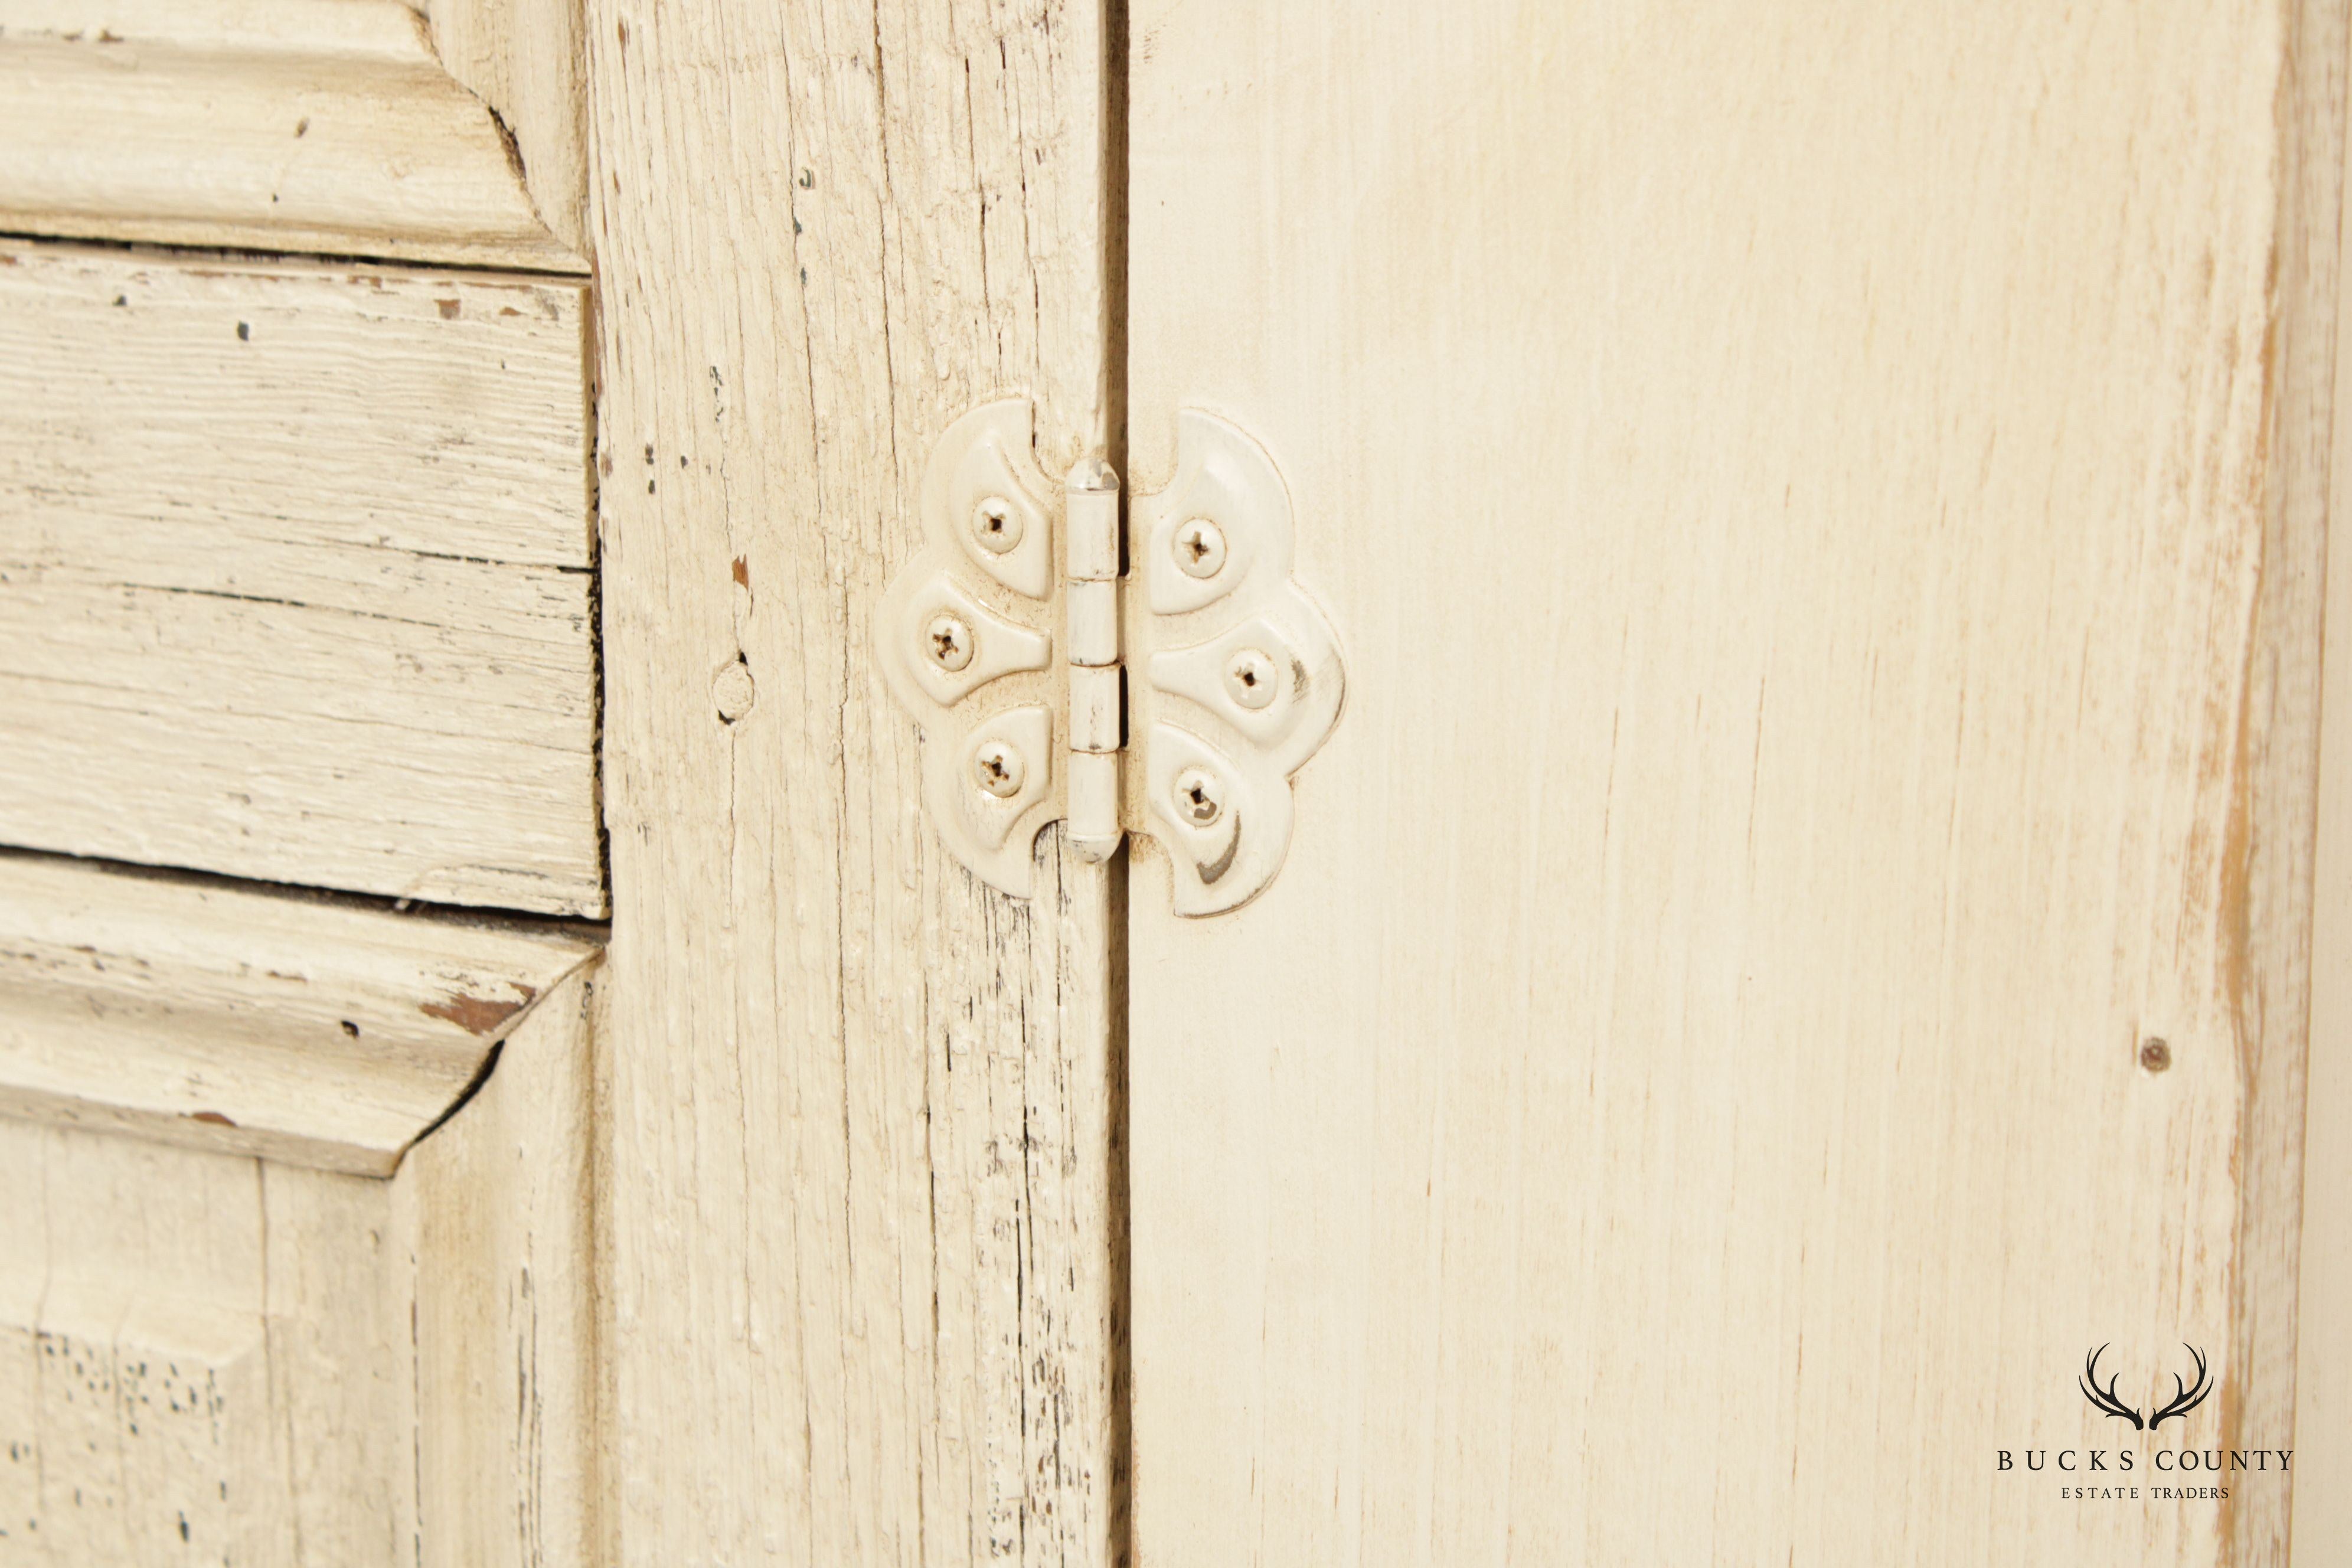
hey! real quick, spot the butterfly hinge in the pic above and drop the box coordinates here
[876,398,1345,916]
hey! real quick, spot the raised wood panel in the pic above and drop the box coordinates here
[0,967,595,1566]
[0,0,585,268]
[0,243,605,917]
[584,0,1122,1562]
[0,1126,296,1563]
[1124,3,2338,1566]
[258,1164,415,1564]
[0,854,598,1175]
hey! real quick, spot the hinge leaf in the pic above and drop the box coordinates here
[1128,410,1345,914]
[876,398,1060,897]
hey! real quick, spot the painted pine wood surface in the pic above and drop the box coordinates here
[0,0,585,268]
[1122,3,2340,1565]
[2292,52,2352,1557]
[0,242,605,916]
[395,965,598,1568]
[0,852,598,1173]
[0,965,594,1566]
[584,0,1123,1562]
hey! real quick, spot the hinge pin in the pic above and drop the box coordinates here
[1064,458,1124,864]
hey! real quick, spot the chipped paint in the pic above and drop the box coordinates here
[421,985,537,1036]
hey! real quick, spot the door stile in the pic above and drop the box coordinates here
[584,1,1125,1562]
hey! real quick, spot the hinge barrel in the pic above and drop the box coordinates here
[1069,664,1122,751]
[1063,459,1124,863]
[1067,580,1118,667]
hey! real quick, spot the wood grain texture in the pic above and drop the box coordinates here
[0,1122,306,1563]
[396,966,597,1568]
[259,1161,417,1564]
[585,0,1121,1562]
[0,853,598,1174]
[0,1129,424,1564]
[2240,3,2346,1562]
[1122,3,2338,1566]
[0,0,585,268]
[425,0,589,256]
[2291,11,2352,1559]
[0,974,595,1565]
[0,242,605,917]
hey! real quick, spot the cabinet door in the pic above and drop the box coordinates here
[0,4,606,1560]
[1124,4,2337,1564]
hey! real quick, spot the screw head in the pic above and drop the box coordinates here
[1224,648,1279,710]
[973,740,1025,799]
[925,613,973,672]
[1172,517,1227,579]
[972,495,1023,554]
[1172,765,1224,827]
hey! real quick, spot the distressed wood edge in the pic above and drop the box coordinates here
[2237,0,2350,1561]
[0,854,602,1174]
[2289,4,2352,1562]
[585,960,617,1568]
[427,0,590,257]
[0,211,586,275]
[394,964,597,1567]
[0,21,587,273]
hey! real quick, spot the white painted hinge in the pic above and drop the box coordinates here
[877,398,1345,916]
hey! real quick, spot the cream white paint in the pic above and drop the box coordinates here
[584,0,1123,1560]
[2291,18,2352,1558]
[0,957,596,1566]
[0,0,584,267]
[0,243,603,916]
[1123,2,2337,1564]
[3,0,2344,1557]
[0,854,597,1173]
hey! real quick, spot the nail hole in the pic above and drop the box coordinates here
[712,658,757,723]
[2140,1037,2172,1073]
